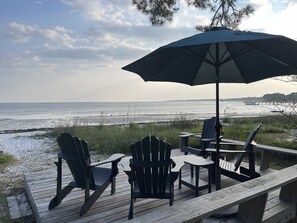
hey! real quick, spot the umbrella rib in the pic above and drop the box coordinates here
[220,44,253,65]
[149,52,185,80]
[219,47,229,65]
[184,46,216,66]
[247,39,297,70]
[148,47,209,80]
[221,43,256,82]
[206,48,216,65]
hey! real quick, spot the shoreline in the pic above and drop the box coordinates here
[0,128,52,135]
[0,113,277,135]
[0,100,280,132]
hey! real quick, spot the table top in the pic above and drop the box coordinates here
[183,155,214,166]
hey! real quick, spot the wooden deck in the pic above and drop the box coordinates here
[24,158,275,223]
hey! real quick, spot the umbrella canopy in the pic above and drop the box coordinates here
[123,27,297,85]
[122,27,297,189]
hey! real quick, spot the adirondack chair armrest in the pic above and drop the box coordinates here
[251,140,257,147]
[119,156,131,172]
[206,148,247,154]
[172,157,185,173]
[90,153,124,167]
[210,141,244,147]
[211,140,257,147]
[179,132,202,138]
[202,135,223,142]
[201,137,216,142]
[179,132,193,137]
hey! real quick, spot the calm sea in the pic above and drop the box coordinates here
[0,100,277,132]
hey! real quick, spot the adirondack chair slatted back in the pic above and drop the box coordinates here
[130,136,172,196]
[234,123,262,170]
[57,133,93,189]
[200,117,216,150]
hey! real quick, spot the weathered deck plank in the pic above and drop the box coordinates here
[25,161,274,223]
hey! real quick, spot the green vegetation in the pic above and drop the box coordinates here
[0,153,31,223]
[0,153,15,172]
[47,118,199,154]
[263,92,297,102]
[46,115,297,155]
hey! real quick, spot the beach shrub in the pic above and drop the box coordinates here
[0,153,15,172]
[169,116,198,129]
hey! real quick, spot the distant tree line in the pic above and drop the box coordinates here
[263,93,297,102]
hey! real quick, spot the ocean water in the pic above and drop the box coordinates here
[0,100,278,132]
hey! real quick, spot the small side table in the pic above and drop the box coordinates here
[179,155,214,197]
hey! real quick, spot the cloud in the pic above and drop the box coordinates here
[242,0,297,40]
[1,21,77,47]
[56,0,202,63]
[62,0,132,24]
[5,22,36,43]
[39,26,76,47]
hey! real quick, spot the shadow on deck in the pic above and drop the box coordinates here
[24,159,275,223]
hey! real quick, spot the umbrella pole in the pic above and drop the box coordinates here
[215,77,221,190]
[215,43,221,190]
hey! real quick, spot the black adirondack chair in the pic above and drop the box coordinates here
[128,136,174,220]
[206,123,262,182]
[48,132,124,216]
[180,117,217,156]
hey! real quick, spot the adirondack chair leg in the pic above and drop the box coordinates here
[80,179,111,216]
[170,197,173,206]
[170,174,174,205]
[208,164,212,193]
[221,168,250,182]
[179,170,182,189]
[55,159,62,205]
[111,176,116,194]
[128,198,135,220]
[49,185,75,210]
[248,147,256,173]
[170,185,174,206]
[85,166,90,201]
[48,158,75,210]
[111,160,121,194]
[240,166,260,179]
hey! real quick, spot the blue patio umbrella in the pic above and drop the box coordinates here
[122,27,297,189]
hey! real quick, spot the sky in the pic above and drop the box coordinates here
[0,0,296,102]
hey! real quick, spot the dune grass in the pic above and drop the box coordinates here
[47,119,198,154]
[0,153,15,172]
[46,115,296,156]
